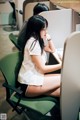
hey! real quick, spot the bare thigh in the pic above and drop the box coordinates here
[25,74,61,97]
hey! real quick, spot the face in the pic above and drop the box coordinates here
[40,27,47,40]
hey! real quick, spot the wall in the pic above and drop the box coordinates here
[40,9,80,48]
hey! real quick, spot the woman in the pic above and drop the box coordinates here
[18,15,61,97]
[17,3,50,51]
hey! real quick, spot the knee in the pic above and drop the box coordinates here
[55,88,60,97]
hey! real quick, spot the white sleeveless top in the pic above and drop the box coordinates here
[18,37,47,86]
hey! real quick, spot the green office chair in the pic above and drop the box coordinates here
[9,33,21,51]
[0,51,60,120]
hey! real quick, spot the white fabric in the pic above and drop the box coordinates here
[18,37,47,86]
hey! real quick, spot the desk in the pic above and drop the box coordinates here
[48,48,63,73]
[50,0,80,13]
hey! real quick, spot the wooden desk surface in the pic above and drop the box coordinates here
[50,0,80,13]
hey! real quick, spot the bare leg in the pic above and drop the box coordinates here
[45,88,60,97]
[25,74,61,97]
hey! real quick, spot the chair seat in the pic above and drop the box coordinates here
[10,94,58,114]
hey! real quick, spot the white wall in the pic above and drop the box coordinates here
[40,9,80,48]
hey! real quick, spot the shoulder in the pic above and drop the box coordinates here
[25,37,41,55]
[26,37,40,49]
[27,37,36,45]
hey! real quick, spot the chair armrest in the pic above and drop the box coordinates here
[3,82,23,95]
[3,82,24,112]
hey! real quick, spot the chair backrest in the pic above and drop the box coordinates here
[40,9,80,49]
[60,31,80,120]
[0,52,23,95]
[9,33,21,50]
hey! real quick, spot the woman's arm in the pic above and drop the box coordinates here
[44,34,56,53]
[52,52,62,64]
[31,55,61,74]
[44,40,56,53]
[45,33,63,63]
[44,35,62,64]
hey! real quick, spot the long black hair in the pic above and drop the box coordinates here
[22,15,48,53]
